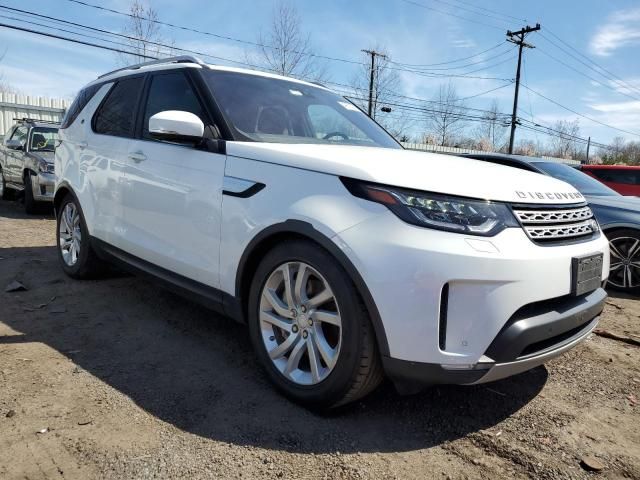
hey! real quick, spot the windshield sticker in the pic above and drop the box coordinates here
[338,101,359,111]
[289,89,303,96]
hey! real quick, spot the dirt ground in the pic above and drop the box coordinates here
[0,199,638,480]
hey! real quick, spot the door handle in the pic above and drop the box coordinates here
[78,141,88,150]
[128,151,146,163]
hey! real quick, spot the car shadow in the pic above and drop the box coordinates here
[0,244,547,454]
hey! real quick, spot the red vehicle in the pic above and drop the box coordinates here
[579,165,640,196]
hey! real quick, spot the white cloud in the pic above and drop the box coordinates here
[590,8,640,56]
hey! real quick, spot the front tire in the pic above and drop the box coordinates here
[248,240,383,409]
[23,171,39,214]
[56,194,105,279]
[0,166,11,200]
[607,229,640,294]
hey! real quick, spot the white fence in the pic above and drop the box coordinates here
[0,93,70,136]
[401,142,581,165]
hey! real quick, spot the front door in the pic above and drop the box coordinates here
[121,70,226,288]
[7,126,28,183]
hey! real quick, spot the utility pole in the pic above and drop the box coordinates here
[586,136,591,164]
[507,23,540,154]
[362,49,387,118]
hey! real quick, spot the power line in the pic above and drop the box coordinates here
[440,0,527,24]
[9,3,515,82]
[0,21,157,59]
[388,41,506,67]
[62,0,366,66]
[521,84,640,138]
[397,0,506,31]
[395,47,512,72]
[534,46,640,102]
[543,28,640,97]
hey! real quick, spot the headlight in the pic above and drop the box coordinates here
[37,159,54,174]
[341,178,519,236]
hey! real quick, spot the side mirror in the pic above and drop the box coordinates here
[5,139,23,150]
[148,110,204,143]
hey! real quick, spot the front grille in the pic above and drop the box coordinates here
[513,205,597,243]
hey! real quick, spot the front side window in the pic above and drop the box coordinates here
[142,72,207,140]
[93,77,144,137]
[11,126,29,146]
[30,128,59,152]
[203,70,400,149]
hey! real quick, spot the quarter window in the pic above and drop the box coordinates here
[142,72,206,140]
[93,77,144,137]
[61,83,101,129]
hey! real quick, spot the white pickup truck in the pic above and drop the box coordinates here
[54,56,609,408]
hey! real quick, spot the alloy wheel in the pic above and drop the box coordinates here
[59,202,82,266]
[259,261,342,385]
[608,236,640,289]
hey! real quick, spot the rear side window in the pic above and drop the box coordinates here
[61,83,101,129]
[93,77,144,137]
[590,169,640,185]
[142,72,206,140]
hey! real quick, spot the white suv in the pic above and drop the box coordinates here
[55,56,609,408]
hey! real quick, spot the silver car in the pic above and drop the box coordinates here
[0,118,59,213]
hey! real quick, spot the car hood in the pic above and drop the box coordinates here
[28,151,55,163]
[227,142,584,204]
[586,194,640,212]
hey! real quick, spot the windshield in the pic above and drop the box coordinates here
[533,162,619,197]
[30,127,59,152]
[203,70,400,149]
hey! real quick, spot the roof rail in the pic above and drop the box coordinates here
[13,117,61,125]
[97,55,206,79]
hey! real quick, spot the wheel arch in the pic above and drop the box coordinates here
[234,220,390,357]
[53,181,78,218]
[602,224,640,237]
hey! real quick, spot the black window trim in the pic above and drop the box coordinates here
[61,82,103,130]
[134,69,219,145]
[91,73,146,139]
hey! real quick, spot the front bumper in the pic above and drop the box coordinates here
[31,172,55,202]
[334,210,610,367]
[382,288,604,391]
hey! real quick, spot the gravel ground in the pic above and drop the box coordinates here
[0,199,638,480]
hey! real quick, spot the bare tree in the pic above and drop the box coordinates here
[0,50,17,94]
[425,82,467,146]
[119,0,173,64]
[474,101,508,152]
[254,1,326,80]
[550,119,581,159]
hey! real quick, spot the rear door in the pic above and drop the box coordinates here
[121,69,226,288]
[87,76,145,247]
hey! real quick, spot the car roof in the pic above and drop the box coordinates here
[580,164,640,170]
[459,152,546,165]
[89,55,330,92]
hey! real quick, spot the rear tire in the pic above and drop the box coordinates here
[24,171,38,214]
[56,194,105,279]
[247,239,383,409]
[606,228,640,294]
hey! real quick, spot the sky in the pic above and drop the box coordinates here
[0,0,639,149]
